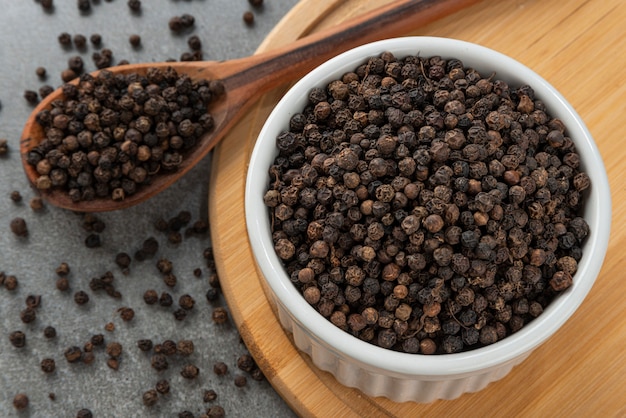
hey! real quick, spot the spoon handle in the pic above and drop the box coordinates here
[225,0,482,93]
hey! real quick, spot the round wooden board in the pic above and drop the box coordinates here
[209,0,626,416]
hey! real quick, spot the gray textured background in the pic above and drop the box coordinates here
[0,1,299,416]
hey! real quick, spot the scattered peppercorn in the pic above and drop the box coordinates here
[76,409,93,418]
[177,340,194,356]
[212,307,228,324]
[39,85,54,99]
[61,68,78,82]
[151,354,168,371]
[205,288,219,302]
[203,389,217,402]
[249,0,263,6]
[250,367,265,381]
[0,138,8,156]
[74,290,90,305]
[129,34,141,47]
[234,375,247,387]
[142,389,158,407]
[56,277,69,291]
[118,307,135,321]
[159,292,173,307]
[64,346,83,363]
[187,35,202,51]
[41,358,56,373]
[73,34,87,49]
[206,406,225,418]
[90,33,102,46]
[107,357,120,370]
[25,294,42,309]
[156,379,170,394]
[36,66,47,79]
[144,289,158,305]
[56,262,70,276]
[13,393,29,410]
[137,339,153,352]
[213,361,228,376]
[179,294,195,310]
[68,56,84,74]
[77,0,90,12]
[10,217,28,237]
[9,331,26,348]
[20,307,37,324]
[84,234,101,248]
[243,11,254,25]
[106,341,123,358]
[41,0,54,9]
[236,354,255,373]
[173,308,188,321]
[44,326,57,339]
[24,90,39,105]
[10,190,22,202]
[127,0,141,11]
[4,274,18,290]
[30,196,45,211]
[181,364,199,379]
[58,32,71,46]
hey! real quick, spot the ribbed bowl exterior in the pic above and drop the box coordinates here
[271,292,530,403]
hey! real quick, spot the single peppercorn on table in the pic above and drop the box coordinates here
[210,0,625,416]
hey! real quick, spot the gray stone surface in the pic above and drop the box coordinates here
[0,1,299,416]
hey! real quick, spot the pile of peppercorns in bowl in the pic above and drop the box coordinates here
[245,37,611,403]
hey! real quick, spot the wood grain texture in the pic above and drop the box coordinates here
[209,0,626,416]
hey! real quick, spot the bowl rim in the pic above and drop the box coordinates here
[245,36,611,377]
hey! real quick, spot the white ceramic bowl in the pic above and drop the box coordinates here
[245,37,611,403]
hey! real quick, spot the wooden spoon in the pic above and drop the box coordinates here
[20,0,481,212]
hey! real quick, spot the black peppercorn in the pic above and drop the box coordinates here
[142,389,158,407]
[243,11,254,25]
[179,294,195,310]
[151,354,168,371]
[143,289,158,304]
[203,389,217,402]
[10,217,29,237]
[206,406,225,418]
[41,358,56,373]
[129,34,141,47]
[212,307,228,324]
[188,35,202,51]
[9,331,26,348]
[213,361,228,376]
[13,394,29,410]
[181,364,199,379]
[234,375,247,387]
[76,409,93,418]
[90,33,102,46]
[74,290,89,305]
[43,326,57,339]
[118,307,135,321]
[137,339,153,352]
[64,346,82,363]
[127,0,141,11]
[20,307,36,324]
[156,379,170,395]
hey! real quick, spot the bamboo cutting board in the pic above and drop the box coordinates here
[209,0,626,416]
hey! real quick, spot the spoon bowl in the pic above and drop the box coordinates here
[20,0,481,212]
